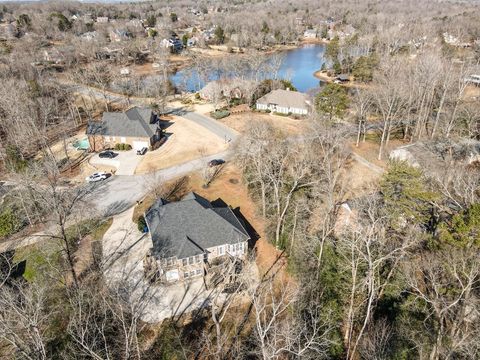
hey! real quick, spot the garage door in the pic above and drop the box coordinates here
[132,141,149,151]
[166,269,179,282]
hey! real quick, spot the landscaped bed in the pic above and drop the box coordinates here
[210,109,230,119]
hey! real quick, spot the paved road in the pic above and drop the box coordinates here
[89,149,232,216]
[180,111,239,142]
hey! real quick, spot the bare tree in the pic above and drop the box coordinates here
[404,246,480,360]
[372,58,409,160]
[250,277,332,359]
[352,88,373,147]
[0,282,49,360]
[15,157,95,288]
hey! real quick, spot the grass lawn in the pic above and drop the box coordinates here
[13,218,113,283]
[13,240,62,282]
[91,218,113,241]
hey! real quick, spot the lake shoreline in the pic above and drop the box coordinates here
[171,39,328,74]
[171,42,327,92]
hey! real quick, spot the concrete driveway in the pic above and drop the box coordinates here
[88,150,231,216]
[90,150,142,176]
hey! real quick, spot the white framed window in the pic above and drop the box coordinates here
[188,257,194,265]
[196,255,202,263]
[195,269,202,276]
[182,259,187,266]
[218,245,225,255]
[184,272,190,278]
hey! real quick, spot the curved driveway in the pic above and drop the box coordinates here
[89,149,232,216]
[87,110,238,216]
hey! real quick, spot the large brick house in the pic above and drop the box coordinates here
[86,107,163,151]
[143,192,250,283]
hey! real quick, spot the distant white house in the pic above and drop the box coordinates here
[443,32,471,48]
[160,38,183,52]
[96,16,109,23]
[304,29,317,39]
[80,31,98,41]
[256,89,311,115]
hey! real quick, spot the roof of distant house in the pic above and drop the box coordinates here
[86,107,158,138]
[145,192,250,259]
[256,89,310,109]
[337,74,350,81]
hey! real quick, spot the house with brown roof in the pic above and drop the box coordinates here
[256,89,311,115]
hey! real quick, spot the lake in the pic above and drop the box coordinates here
[171,44,326,93]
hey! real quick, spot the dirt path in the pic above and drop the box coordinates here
[351,152,384,174]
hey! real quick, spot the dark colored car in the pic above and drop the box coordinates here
[208,159,225,167]
[137,147,148,155]
[99,150,117,159]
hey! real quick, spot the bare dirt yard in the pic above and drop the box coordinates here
[135,115,228,174]
[186,164,286,278]
[351,138,406,169]
[219,112,309,136]
[133,163,282,276]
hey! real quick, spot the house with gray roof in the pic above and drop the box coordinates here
[144,192,250,283]
[86,106,163,151]
[256,89,311,115]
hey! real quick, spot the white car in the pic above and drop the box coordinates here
[85,172,108,183]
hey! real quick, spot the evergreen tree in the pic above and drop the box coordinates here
[214,26,225,44]
[380,161,437,226]
[315,83,349,121]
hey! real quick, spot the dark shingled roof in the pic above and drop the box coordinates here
[145,192,250,260]
[86,107,158,138]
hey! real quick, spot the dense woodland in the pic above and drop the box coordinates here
[0,0,480,359]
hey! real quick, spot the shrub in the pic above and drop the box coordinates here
[0,207,21,238]
[194,92,201,100]
[210,110,230,119]
[114,143,132,151]
[5,145,28,172]
[273,111,290,117]
[137,215,147,232]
